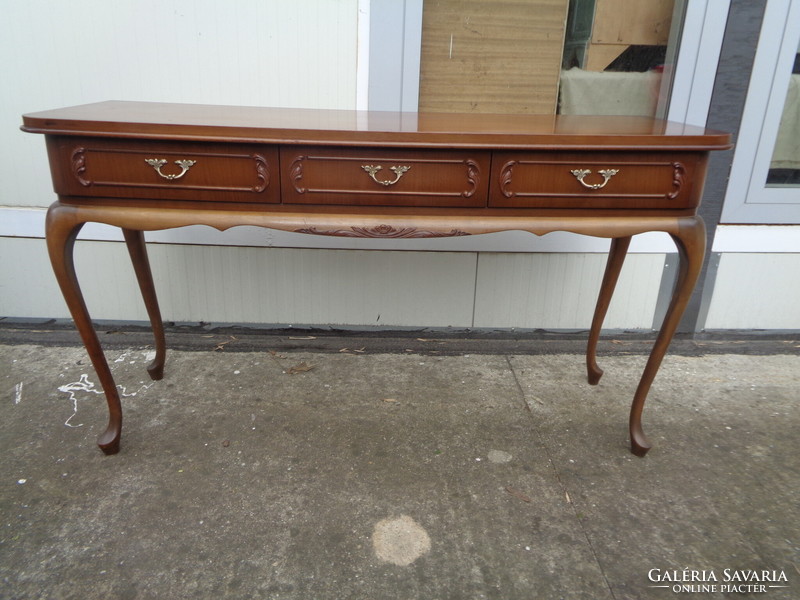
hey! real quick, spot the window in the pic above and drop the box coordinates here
[721,0,800,224]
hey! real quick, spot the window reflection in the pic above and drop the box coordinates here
[767,41,800,186]
[418,0,681,118]
[559,0,676,117]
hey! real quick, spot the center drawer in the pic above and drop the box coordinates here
[280,147,490,207]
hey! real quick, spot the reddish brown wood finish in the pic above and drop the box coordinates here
[22,102,731,150]
[491,151,705,209]
[122,229,166,380]
[23,102,731,457]
[45,136,279,204]
[587,235,632,386]
[630,219,707,457]
[280,147,490,207]
[45,205,122,454]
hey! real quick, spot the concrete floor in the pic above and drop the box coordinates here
[1,333,798,599]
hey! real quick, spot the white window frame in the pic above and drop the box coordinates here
[720,0,800,224]
[666,0,731,127]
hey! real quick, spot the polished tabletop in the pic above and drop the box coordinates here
[22,101,732,150]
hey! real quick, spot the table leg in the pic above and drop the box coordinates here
[122,229,166,380]
[586,236,632,385]
[628,218,706,456]
[46,204,122,455]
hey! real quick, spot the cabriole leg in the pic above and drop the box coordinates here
[46,204,122,454]
[587,236,632,385]
[122,229,166,380]
[629,218,706,456]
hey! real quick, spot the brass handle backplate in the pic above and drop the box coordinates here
[570,168,619,190]
[361,164,410,186]
[145,158,196,181]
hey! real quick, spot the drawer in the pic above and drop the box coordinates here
[46,137,279,203]
[280,147,490,207]
[489,151,707,209]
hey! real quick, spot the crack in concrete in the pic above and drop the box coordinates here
[505,354,618,600]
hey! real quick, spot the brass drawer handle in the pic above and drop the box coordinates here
[145,158,196,180]
[570,168,619,190]
[361,164,410,186]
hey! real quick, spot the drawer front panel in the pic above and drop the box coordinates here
[490,152,705,209]
[47,137,279,203]
[281,147,490,207]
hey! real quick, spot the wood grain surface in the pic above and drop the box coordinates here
[418,0,569,114]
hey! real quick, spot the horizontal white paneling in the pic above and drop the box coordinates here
[149,245,477,326]
[0,238,62,320]
[0,207,680,253]
[704,253,800,330]
[712,225,800,253]
[473,253,666,330]
[0,237,476,327]
[1,0,359,210]
[1,237,671,330]
[11,239,799,331]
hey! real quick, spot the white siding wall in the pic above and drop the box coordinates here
[0,236,665,330]
[0,0,666,332]
[473,253,665,329]
[1,0,359,212]
[2,1,798,331]
[704,253,800,330]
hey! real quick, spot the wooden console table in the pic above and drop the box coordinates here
[22,101,731,456]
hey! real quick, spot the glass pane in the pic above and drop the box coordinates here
[766,39,800,186]
[559,0,678,117]
[417,0,681,117]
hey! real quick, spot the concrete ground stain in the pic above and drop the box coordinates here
[372,515,432,566]
[488,449,513,463]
